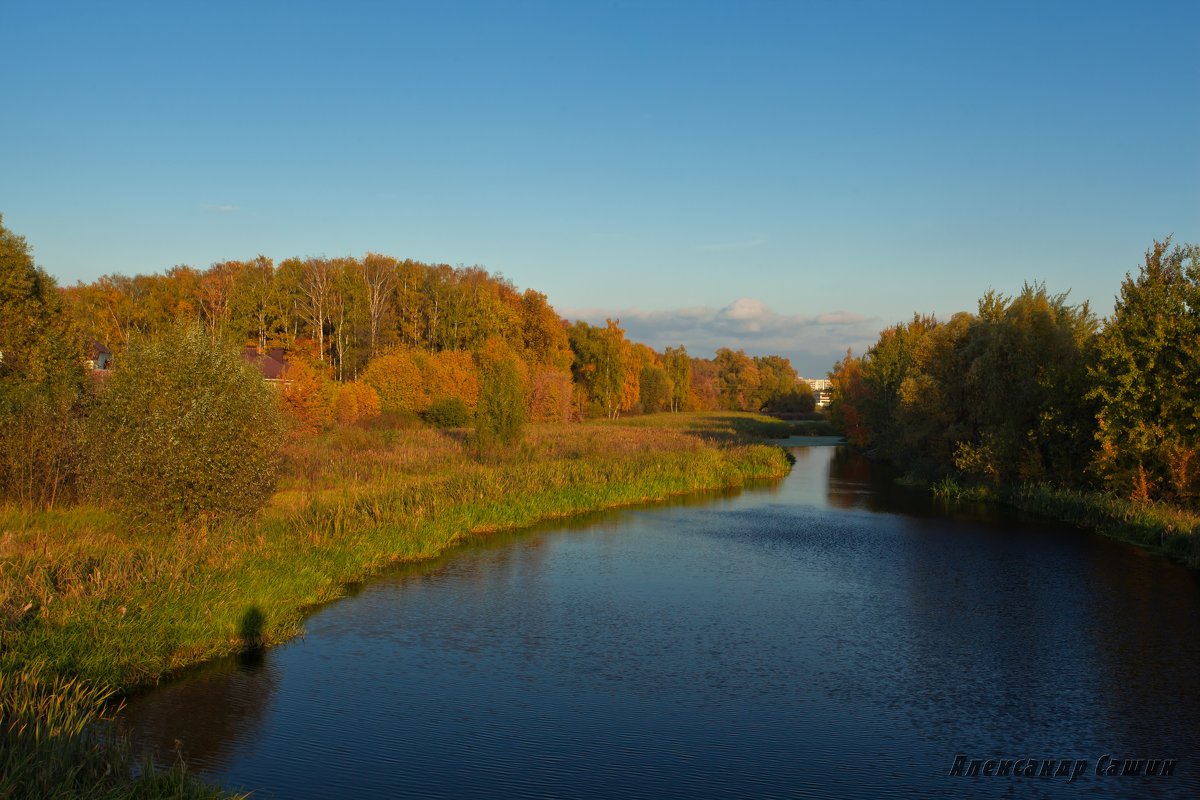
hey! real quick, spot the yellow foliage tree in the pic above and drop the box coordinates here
[362,347,429,414]
[417,349,480,410]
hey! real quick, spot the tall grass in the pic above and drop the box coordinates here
[1009,483,1200,566]
[922,476,1200,567]
[0,663,230,799]
[1,414,789,797]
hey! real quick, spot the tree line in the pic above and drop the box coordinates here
[0,215,814,515]
[828,238,1200,508]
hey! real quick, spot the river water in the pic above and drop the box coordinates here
[118,443,1200,798]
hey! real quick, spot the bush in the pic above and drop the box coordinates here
[87,324,286,522]
[424,396,470,429]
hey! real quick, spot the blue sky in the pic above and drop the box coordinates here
[3,0,1197,374]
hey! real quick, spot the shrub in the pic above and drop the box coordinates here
[424,396,470,429]
[87,324,286,522]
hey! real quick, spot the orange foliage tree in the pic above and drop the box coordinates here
[334,380,382,425]
[828,348,870,446]
[528,369,573,422]
[279,359,334,437]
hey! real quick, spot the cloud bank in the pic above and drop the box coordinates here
[558,298,879,376]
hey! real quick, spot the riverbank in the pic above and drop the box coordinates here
[929,477,1200,567]
[0,413,792,799]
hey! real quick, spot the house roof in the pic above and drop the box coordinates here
[241,347,286,380]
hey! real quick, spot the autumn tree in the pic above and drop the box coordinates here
[715,348,761,411]
[520,289,573,372]
[334,380,382,425]
[362,346,429,415]
[416,349,480,410]
[198,260,242,340]
[279,257,338,364]
[279,358,336,438]
[828,349,870,446]
[688,357,721,411]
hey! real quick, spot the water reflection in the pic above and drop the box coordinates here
[118,635,279,773]
[118,445,1200,798]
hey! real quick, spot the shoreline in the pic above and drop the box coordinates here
[1,414,794,799]
[925,476,1200,568]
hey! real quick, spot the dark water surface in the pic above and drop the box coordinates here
[118,445,1200,798]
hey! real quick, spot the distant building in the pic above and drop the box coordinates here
[242,346,287,383]
[799,377,833,408]
[87,341,112,371]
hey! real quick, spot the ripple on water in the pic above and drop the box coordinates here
[119,446,1200,799]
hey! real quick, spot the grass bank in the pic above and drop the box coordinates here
[928,477,1200,567]
[1006,483,1200,566]
[1,413,790,798]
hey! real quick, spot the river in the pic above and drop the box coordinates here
[117,442,1200,798]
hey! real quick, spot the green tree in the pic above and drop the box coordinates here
[87,323,286,521]
[754,354,810,412]
[474,340,528,447]
[0,215,88,510]
[662,345,691,412]
[638,364,672,413]
[714,348,760,411]
[1090,238,1200,503]
[567,319,630,418]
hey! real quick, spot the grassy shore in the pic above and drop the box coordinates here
[929,477,1200,567]
[0,413,791,798]
[1007,483,1200,566]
